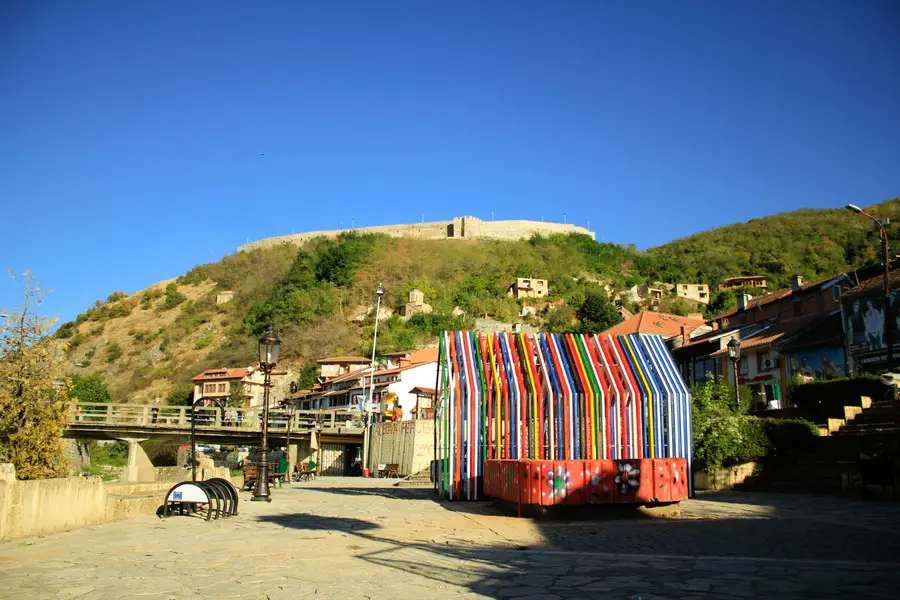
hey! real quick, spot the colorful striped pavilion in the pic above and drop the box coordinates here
[434,331,693,507]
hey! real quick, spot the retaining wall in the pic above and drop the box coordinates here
[0,464,232,541]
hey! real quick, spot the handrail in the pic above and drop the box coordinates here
[66,402,360,432]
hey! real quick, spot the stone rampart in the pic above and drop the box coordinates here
[238,217,594,252]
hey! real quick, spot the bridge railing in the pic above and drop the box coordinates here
[68,402,360,431]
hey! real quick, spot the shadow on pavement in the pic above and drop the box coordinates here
[257,509,900,598]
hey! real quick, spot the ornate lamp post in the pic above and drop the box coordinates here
[252,328,282,502]
[846,204,893,371]
[727,337,742,410]
[361,283,385,476]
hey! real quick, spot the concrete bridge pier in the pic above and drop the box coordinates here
[120,438,155,483]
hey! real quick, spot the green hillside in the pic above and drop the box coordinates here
[55,196,899,403]
[645,197,900,289]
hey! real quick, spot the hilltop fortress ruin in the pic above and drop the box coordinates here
[238,216,594,252]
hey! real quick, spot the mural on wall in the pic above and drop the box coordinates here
[843,289,900,370]
[789,346,847,382]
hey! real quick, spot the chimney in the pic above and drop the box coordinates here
[737,294,751,311]
[681,325,689,344]
[792,275,804,292]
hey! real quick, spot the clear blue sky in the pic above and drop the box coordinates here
[2,1,899,324]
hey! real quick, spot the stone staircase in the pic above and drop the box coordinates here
[394,468,434,488]
[737,397,900,496]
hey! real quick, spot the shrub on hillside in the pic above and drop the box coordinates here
[105,343,122,364]
[68,373,112,404]
[162,283,186,310]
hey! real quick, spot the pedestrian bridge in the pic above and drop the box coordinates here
[66,402,365,445]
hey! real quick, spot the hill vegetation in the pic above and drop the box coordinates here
[55,197,899,404]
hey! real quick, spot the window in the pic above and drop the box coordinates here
[700,292,708,299]
[833,286,841,302]
[218,383,226,393]
[204,384,215,393]
[739,358,749,376]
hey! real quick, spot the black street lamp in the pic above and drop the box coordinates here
[252,328,282,502]
[846,204,893,371]
[727,337,742,410]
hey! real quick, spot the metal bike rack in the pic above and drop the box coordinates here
[162,478,240,521]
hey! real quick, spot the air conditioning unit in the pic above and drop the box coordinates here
[763,353,780,371]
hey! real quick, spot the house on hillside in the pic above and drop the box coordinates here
[383,347,439,369]
[192,365,292,408]
[507,277,549,299]
[621,284,664,307]
[400,288,433,320]
[718,275,769,292]
[317,356,371,381]
[674,272,858,409]
[410,386,435,419]
[675,283,710,305]
[294,356,437,421]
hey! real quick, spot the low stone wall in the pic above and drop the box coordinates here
[0,464,233,542]
[694,462,757,491]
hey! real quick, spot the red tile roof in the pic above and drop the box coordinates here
[411,386,435,395]
[709,316,821,357]
[327,366,372,384]
[407,347,438,364]
[713,274,844,320]
[842,268,900,300]
[601,311,707,339]
[192,367,251,382]
[374,363,431,378]
[317,356,370,364]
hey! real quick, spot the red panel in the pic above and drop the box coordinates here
[668,458,689,502]
[536,460,586,506]
[485,458,687,507]
[586,459,617,505]
[613,459,654,503]
[653,460,672,503]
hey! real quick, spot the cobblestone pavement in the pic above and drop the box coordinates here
[1,478,899,599]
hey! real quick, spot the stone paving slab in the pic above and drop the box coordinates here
[0,478,899,599]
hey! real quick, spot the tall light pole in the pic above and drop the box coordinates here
[252,328,282,502]
[846,204,893,371]
[281,398,296,481]
[727,337,742,410]
[361,283,385,476]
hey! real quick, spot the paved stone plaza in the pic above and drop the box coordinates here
[1,477,899,599]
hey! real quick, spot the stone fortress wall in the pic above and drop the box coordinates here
[238,216,594,252]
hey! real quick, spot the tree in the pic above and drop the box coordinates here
[576,291,622,333]
[68,373,112,403]
[295,362,319,391]
[707,290,736,316]
[0,272,71,479]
